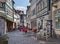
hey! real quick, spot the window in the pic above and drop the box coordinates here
[5,5,13,18]
[20,15,24,20]
[36,1,43,12]
[38,5,39,11]
[40,1,43,10]
[55,9,60,29]
[52,0,58,3]
[43,0,47,8]
[6,0,12,8]
[0,2,2,7]
[40,2,42,10]
[41,19,43,29]
[0,2,4,8]
[55,17,60,29]
[9,0,11,1]
[32,9,35,15]
[31,0,36,5]
[36,5,39,12]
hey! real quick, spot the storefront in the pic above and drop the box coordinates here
[36,15,51,39]
[6,15,14,32]
[31,19,37,29]
[53,9,60,38]
[54,9,60,29]
[36,17,43,30]
[0,15,14,33]
[6,20,13,32]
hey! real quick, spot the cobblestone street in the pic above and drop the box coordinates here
[7,30,60,44]
[8,30,41,44]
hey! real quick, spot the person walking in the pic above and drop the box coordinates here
[18,25,21,31]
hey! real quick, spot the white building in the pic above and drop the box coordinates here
[14,12,20,28]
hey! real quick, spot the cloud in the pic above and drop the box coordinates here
[15,6,27,14]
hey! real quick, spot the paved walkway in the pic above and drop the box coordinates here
[8,30,60,44]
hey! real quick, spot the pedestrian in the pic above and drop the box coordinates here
[18,25,21,31]
[52,29,57,38]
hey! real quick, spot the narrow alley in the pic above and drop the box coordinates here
[8,30,43,44]
[0,0,60,44]
[8,30,59,44]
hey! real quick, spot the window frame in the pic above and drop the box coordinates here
[54,9,60,29]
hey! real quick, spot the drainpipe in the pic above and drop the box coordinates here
[48,0,52,38]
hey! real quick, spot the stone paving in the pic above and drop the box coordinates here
[8,30,60,44]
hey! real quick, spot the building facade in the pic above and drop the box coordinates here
[5,0,15,32]
[14,10,20,28]
[27,0,53,37]
[28,0,50,30]
[52,0,60,38]
[0,0,6,34]
[19,11,24,27]
[27,0,60,38]
[29,0,37,29]
[36,0,50,29]
[24,14,27,27]
[15,10,24,27]
[0,0,14,34]
[26,6,31,28]
[36,0,51,38]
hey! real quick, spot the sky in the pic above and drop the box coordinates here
[14,0,30,14]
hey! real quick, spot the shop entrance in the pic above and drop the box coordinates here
[7,20,13,32]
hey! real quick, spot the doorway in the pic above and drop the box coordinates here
[7,20,13,32]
